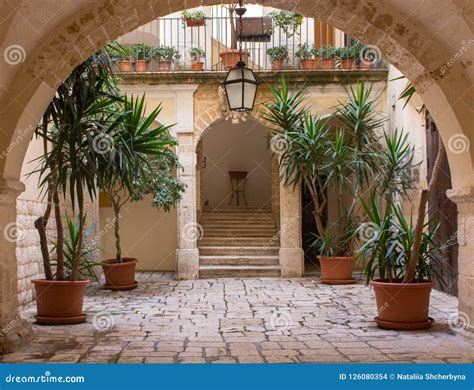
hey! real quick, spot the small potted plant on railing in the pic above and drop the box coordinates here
[182,9,206,27]
[190,47,205,71]
[131,44,154,72]
[268,10,303,37]
[295,43,317,70]
[98,95,184,290]
[336,46,355,69]
[155,45,180,72]
[318,44,335,69]
[267,46,288,70]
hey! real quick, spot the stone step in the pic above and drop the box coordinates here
[198,246,279,256]
[199,265,281,278]
[203,231,277,238]
[200,255,280,266]
[198,237,278,246]
[200,213,274,220]
[203,207,272,213]
[201,222,277,228]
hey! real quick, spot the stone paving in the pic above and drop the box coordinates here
[1,272,472,363]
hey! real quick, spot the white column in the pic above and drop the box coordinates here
[279,182,304,277]
[0,178,33,352]
[447,186,474,337]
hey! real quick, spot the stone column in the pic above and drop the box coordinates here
[447,186,474,337]
[175,132,199,279]
[0,178,33,353]
[279,182,304,277]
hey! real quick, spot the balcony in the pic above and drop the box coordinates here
[113,15,387,76]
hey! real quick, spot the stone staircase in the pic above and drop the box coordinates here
[198,207,280,278]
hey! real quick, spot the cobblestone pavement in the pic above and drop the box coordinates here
[2,273,473,363]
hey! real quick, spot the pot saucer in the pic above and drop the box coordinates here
[35,314,87,325]
[374,316,434,330]
[103,281,138,291]
[321,279,355,285]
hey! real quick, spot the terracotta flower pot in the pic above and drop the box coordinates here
[356,61,374,69]
[31,279,90,325]
[219,50,249,70]
[185,17,205,27]
[135,60,149,72]
[321,58,335,69]
[102,258,137,291]
[371,279,433,330]
[192,61,204,71]
[300,59,316,70]
[117,60,133,72]
[318,256,354,285]
[158,60,172,72]
[340,58,354,69]
[271,60,284,71]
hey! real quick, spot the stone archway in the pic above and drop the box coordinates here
[1,1,473,351]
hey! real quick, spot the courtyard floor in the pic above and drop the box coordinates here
[2,272,473,363]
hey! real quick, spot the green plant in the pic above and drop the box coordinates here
[295,43,315,60]
[51,215,100,282]
[335,46,355,59]
[268,10,303,37]
[96,95,185,263]
[155,45,181,62]
[267,46,289,62]
[317,44,335,60]
[130,44,156,62]
[104,41,131,62]
[190,47,205,62]
[182,9,205,21]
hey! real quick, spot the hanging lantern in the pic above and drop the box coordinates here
[223,1,258,112]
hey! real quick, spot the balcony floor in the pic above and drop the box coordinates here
[2,272,472,363]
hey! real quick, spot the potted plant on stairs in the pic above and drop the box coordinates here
[190,47,205,71]
[31,51,119,325]
[97,95,185,290]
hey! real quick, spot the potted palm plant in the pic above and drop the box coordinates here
[106,43,134,72]
[318,44,335,69]
[97,95,185,290]
[182,9,206,27]
[31,51,119,325]
[267,46,288,70]
[190,47,205,71]
[295,43,317,70]
[155,45,180,71]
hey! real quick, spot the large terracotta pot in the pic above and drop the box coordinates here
[117,60,133,72]
[32,279,90,325]
[158,60,172,72]
[321,58,335,69]
[192,61,204,71]
[340,58,354,69]
[271,60,284,71]
[185,17,205,27]
[135,60,149,72]
[102,258,137,291]
[318,256,354,285]
[219,50,249,70]
[371,279,433,330]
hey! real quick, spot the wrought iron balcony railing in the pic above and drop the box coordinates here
[115,16,386,73]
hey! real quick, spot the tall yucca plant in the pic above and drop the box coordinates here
[97,95,184,263]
